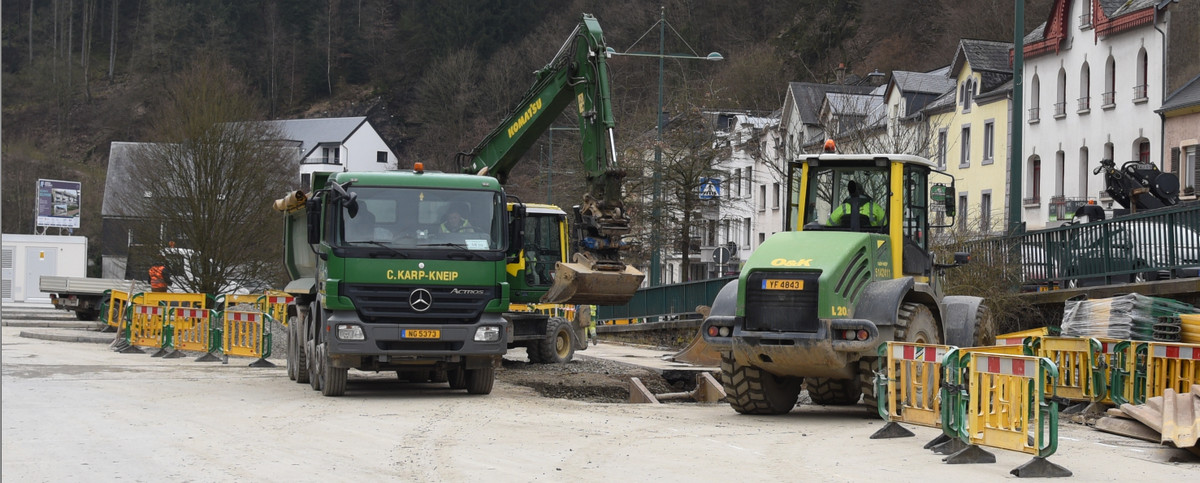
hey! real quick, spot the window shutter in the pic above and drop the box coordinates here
[1170,147,1181,174]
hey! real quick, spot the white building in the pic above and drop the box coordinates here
[262,116,398,188]
[1021,0,1168,227]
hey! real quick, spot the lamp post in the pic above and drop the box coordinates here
[607,7,723,286]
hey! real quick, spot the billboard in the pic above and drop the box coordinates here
[37,179,82,228]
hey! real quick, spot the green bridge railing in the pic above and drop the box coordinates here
[596,276,734,323]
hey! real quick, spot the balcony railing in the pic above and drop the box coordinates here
[1028,107,1040,123]
[1077,96,1090,113]
[1133,84,1148,101]
[1080,13,1092,28]
[1023,196,1041,207]
[1102,91,1115,107]
[1053,102,1067,118]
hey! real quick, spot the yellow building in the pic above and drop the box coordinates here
[924,39,1014,235]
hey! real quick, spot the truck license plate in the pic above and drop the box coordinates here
[402,329,440,339]
[762,279,804,290]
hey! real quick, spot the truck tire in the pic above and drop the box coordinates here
[720,352,802,415]
[307,339,321,391]
[538,319,574,364]
[465,366,495,394]
[75,309,100,321]
[449,367,467,389]
[288,315,309,383]
[806,378,861,405]
[860,302,940,412]
[318,343,347,397]
[430,370,449,383]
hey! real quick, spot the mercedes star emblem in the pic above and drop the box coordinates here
[409,288,433,312]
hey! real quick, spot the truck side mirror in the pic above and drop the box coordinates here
[306,198,321,245]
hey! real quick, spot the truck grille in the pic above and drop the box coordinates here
[744,272,820,332]
[341,284,495,324]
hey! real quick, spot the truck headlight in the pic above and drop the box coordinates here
[337,324,365,340]
[474,326,501,342]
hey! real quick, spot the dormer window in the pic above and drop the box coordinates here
[960,78,975,113]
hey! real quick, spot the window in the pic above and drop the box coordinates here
[982,121,995,164]
[1028,157,1042,200]
[1103,56,1116,107]
[1078,147,1089,197]
[1055,151,1065,196]
[377,151,388,163]
[743,217,751,246]
[759,185,767,211]
[758,233,766,246]
[980,192,992,232]
[937,129,948,168]
[721,220,730,244]
[1080,3,1093,27]
[1138,140,1151,163]
[1078,62,1091,112]
[1134,49,1149,101]
[732,169,742,197]
[960,126,971,168]
[1030,74,1041,122]
[960,78,975,113]
[1055,68,1067,118]
[958,193,968,230]
[1184,146,1197,193]
[744,167,753,196]
[772,182,781,209]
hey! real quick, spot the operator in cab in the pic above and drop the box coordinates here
[827,180,885,228]
[440,204,474,233]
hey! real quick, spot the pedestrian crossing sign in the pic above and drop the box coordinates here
[699,178,722,200]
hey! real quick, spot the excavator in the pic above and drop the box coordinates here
[455,13,643,305]
[272,14,642,396]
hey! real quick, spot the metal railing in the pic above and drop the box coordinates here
[1028,107,1040,122]
[1077,96,1090,111]
[1102,91,1115,106]
[1133,84,1148,100]
[597,276,734,322]
[1053,102,1067,117]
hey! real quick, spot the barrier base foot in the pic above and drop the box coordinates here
[1011,457,1071,478]
[249,358,276,368]
[870,422,915,439]
[194,352,221,362]
[943,445,996,464]
[930,436,969,455]
[163,350,185,359]
[149,348,168,358]
[923,433,951,449]
[117,345,144,354]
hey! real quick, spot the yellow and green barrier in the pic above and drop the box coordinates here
[260,291,294,326]
[220,310,276,368]
[1030,336,1107,409]
[872,341,953,440]
[167,307,221,362]
[1108,341,1200,405]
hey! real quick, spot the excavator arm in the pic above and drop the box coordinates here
[455,14,643,305]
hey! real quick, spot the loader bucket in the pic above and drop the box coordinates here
[541,261,645,305]
[671,328,722,366]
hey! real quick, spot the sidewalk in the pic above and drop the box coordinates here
[577,341,717,373]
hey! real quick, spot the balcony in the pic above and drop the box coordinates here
[1133,84,1148,103]
[1023,196,1041,207]
[1076,96,1090,114]
[1028,107,1040,124]
[302,156,342,165]
[1053,102,1067,119]
[1102,91,1115,109]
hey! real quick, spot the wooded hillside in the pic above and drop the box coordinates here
[1,0,1049,273]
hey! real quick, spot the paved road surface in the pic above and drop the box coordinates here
[3,306,1196,481]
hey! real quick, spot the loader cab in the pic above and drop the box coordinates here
[505,203,569,302]
[787,151,957,280]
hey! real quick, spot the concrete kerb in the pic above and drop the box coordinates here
[18,328,114,344]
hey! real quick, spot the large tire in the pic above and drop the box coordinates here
[75,309,100,321]
[448,367,467,389]
[537,319,574,364]
[318,343,347,397]
[307,339,321,391]
[860,302,940,412]
[972,304,996,347]
[806,377,861,405]
[465,366,495,394]
[720,352,803,415]
[526,342,544,364]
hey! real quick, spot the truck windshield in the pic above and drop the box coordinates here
[804,166,890,231]
[337,187,504,251]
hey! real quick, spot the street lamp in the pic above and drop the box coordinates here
[606,7,723,286]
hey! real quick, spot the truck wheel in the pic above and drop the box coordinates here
[75,309,100,321]
[465,366,495,394]
[806,378,861,405]
[538,319,574,364]
[448,367,467,389]
[318,343,347,397]
[307,339,321,391]
[720,352,802,415]
[860,302,940,412]
[430,370,449,383]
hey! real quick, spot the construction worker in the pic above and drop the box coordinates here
[440,204,474,233]
[588,305,598,345]
[148,262,171,292]
[827,180,885,227]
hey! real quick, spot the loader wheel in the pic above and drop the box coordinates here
[860,302,940,413]
[538,319,574,364]
[720,352,803,415]
[806,378,861,405]
[465,366,495,395]
[972,304,996,347]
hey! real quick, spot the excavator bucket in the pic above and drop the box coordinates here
[542,261,645,305]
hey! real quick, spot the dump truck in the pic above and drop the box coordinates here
[701,143,994,414]
[274,13,643,396]
[40,276,147,321]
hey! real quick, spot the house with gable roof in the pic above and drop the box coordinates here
[883,67,956,157]
[262,116,397,188]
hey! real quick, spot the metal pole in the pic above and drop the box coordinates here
[651,6,665,287]
[548,129,554,204]
[1009,0,1025,234]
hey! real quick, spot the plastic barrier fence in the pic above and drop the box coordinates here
[1145,342,1200,400]
[875,342,951,428]
[168,307,221,362]
[995,327,1048,347]
[138,292,209,310]
[260,291,294,326]
[1108,341,1148,406]
[103,289,133,329]
[128,304,166,352]
[1182,314,1200,344]
[221,310,275,367]
[1095,338,1125,405]
[1033,336,1106,404]
[942,350,1070,477]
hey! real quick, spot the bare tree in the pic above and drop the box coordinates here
[115,57,293,294]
